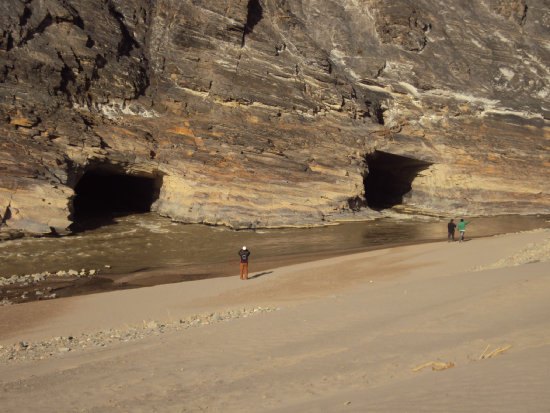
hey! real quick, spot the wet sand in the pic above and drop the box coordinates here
[1,228,549,412]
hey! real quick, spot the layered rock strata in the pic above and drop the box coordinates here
[1,0,549,234]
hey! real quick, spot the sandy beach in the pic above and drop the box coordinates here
[1,229,549,412]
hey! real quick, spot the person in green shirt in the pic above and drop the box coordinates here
[457,219,470,242]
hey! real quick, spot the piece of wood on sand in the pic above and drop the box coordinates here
[479,344,513,360]
[412,361,455,372]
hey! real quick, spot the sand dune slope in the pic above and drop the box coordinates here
[1,230,549,412]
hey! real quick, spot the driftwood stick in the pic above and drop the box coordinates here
[485,345,512,358]
[479,344,491,360]
[412,361,454,372]
[479,344,512,360]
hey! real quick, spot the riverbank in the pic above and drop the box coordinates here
[1,213,549,305]
[1,228,549,411]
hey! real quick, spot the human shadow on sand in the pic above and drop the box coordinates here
[248,271,273,280]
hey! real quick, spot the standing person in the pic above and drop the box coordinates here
[238,246,250,280]
[457,219,470,242]
[447,219,456,242]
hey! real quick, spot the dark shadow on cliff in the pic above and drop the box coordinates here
[241,0,263,46]
[360,150,432,211]
[70,169,162,232]
[1,205,11,224]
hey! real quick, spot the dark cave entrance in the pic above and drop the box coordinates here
[362,151,432,211]
[70,168,163,230]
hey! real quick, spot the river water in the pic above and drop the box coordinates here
[1,213,549,278]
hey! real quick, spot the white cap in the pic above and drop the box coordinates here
[242,246,247,250]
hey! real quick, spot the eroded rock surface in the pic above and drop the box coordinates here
[1,0,549,234]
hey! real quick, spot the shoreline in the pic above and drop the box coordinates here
[1,238,417,305]
[1,221,548,305]
[0,234,507,306]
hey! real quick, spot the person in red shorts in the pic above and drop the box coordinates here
[238,246,250,280]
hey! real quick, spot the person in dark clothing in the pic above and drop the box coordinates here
[238,246,250,280]
[447,219,456,242]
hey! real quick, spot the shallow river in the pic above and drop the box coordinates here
[1,213,549,278]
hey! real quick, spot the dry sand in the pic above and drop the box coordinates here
[1,229,549,412]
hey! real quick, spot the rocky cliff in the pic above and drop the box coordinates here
[1,0,549,235]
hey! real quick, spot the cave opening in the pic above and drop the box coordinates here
[362,150,432,211]
[70,168,162,230]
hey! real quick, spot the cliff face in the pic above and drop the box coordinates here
[1,0,549,234]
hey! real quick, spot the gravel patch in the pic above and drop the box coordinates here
[0,306,281,364]
[0,268,103,306]
[0,268,100,288]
